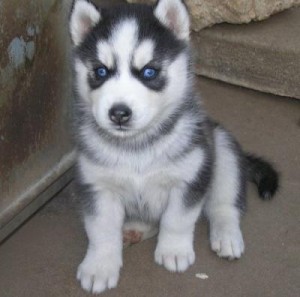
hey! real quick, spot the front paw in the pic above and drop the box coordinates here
[210,226,245,260]
[77,249,122,294]
[154,240,195,272]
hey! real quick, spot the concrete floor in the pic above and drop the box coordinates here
[0,77,299,297]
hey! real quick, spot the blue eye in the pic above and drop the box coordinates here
[96,67,108,78]
[142,68,157,79]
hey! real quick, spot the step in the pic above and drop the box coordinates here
[193,7,300,99]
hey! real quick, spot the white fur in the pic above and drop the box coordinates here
[133,39,154,69]
[79,143,204,221]
[97,41,115,69]
[77,192,124,294]
[155,192,205,272]
[70,0,101,46]
[110,20,138,70]
[154,0,190,40]
[205,128,245,259]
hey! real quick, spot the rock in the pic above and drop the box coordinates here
[126,0,300,31]
[192,7,300,99]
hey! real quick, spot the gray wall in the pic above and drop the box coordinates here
[0,0,74,240]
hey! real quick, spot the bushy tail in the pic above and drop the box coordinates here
[246,154,279,200]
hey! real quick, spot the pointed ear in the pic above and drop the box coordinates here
[69,0,101,46]
[154,0,190,41]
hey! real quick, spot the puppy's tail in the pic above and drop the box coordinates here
[245,154,279,200]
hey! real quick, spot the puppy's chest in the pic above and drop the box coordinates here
[81,148,203,220]
[100,161,184,221]
[96,160,183,198]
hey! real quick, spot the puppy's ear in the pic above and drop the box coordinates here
[154,0,190,40]
[69,0,101,46]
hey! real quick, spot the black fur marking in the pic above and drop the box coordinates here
[135,4,187,60]
[184,121,248,212]
[246,154,279,200]
[73,3,187,92]
[74,166,96,216]
[131,66,167,92]
[214,124,247,212]
[88,63,117,90]
[184,119,215,207]
[185,149,214,207]
[229,134,247,212]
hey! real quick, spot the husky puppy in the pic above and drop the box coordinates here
[69,0,278,293]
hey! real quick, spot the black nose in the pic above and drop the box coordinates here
[109,104,132,125]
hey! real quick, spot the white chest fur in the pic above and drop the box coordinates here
[78,146,204,221]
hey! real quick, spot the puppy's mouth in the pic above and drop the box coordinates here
[116,125,129,131]
[109,123,135,135]
[107,121,146,138]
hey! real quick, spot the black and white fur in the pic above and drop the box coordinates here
[69,0,279,294]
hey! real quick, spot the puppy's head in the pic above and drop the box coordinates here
[70,0,191,137]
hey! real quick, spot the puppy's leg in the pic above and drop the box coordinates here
[206,128,246,260]
[155,189,203,272]
[77,191,124,294]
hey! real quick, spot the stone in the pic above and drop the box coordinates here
[126,0,300,31]
[193,7,300,99]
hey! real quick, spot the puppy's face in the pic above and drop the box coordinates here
[70,0,191,137]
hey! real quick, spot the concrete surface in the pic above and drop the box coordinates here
[0,77,299,297]
[193,6,300,99]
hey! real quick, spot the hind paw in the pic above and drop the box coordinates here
[123,230,143,246]
[122,222,158,247]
